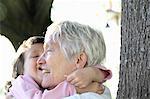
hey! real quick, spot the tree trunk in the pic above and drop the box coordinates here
[117,0,150,99]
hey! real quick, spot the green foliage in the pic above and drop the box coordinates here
[0,0,53,49]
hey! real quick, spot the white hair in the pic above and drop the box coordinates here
[46,21,106,66]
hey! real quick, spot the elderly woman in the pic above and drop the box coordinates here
[37,21,111,99]
[6,35,109,99]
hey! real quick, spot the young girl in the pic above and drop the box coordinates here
[6,36,112,99]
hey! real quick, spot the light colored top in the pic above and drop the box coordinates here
[64,86,111,99]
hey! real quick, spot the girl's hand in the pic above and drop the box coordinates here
[76,82,104,94]
[65,67,95,88]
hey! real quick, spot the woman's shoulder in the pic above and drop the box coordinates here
[64,86,111,99]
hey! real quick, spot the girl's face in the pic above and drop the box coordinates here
[24,43,44,85]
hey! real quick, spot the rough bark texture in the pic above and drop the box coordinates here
[117,0,150,99]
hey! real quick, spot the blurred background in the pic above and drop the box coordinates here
[0,0,121,98]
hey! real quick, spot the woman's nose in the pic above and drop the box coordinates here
[37,53,46,65]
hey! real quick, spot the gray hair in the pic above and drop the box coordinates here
[46,21,106,67]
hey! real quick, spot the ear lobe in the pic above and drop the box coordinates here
[75,52,87,69]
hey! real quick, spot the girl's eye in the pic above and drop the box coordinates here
[32,55,40,58]
[30,54,40,58]
[34,55,40,57]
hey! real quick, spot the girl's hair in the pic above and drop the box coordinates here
[5,36,44,93]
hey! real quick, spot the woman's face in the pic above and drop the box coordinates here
[37,40,77,89]
[23,43,44,85]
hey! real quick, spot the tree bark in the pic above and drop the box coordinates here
[117,0,150,99]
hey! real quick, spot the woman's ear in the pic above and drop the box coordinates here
[75,52,87,69]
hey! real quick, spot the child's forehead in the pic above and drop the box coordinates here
[43,42,52,49]
[27,44,43,52]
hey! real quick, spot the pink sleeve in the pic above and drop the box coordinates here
[94,65,112,83]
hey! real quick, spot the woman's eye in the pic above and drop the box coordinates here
[46,50,53,54]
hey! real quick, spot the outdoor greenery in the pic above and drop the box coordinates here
[0,0,53,49]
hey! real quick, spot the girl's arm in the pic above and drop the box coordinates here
[66,65,112,88]
[75,82,104,94]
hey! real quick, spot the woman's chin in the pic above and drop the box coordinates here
[41,81,56,89]
[41,83,49,89]
[41,73,64,89]
[41,75,55,89]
